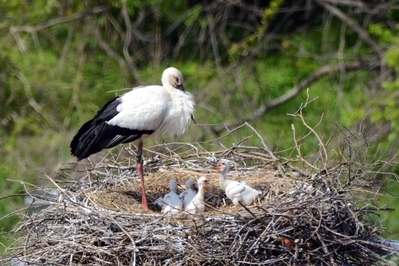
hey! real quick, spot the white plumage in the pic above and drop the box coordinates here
[216,159,262,206]
[156,179,183,215]
[107,83,194,138]
[185,177,210,214]
[71,67,195,211]
[179,179,197,210]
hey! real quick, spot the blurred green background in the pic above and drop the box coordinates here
[1,0,399,251]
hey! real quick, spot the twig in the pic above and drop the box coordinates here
[288,91,329,171]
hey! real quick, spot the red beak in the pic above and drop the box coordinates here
[203,181,210,191]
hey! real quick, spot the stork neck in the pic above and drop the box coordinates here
[198,185,204,196]
[195,185,205,200]
[170,181,178,193]
[219,172,227,189]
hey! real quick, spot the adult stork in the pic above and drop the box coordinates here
[70,67,195,211]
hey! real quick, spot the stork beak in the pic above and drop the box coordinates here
[191,114,196,124]
[216,166,221,173]
[176,84,185,91]
[203,181,210,191]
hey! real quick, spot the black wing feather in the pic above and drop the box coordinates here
[70,96,154,160]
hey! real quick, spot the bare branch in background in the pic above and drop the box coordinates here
[315,0,384,59]
[9,5,110,53]
[121,3,141,83]
[315,0,392,82]
[207,13,222,70]
[10,5,110,34]
[211,62,381,135]
[323,0,397,16]
[93,24,127,78]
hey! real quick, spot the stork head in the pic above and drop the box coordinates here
[185,178,197,191]
[169,179,178,193]
[198,176,210,191]
[162,67,185,91]
[216,159,231,174]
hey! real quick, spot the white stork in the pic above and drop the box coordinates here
[70,67,195,211]
[185,176,210,214]
[179,178,197,209]
[155,179,183,215]
[216,159,261,206]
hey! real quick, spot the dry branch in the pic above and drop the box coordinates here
[315,0,384,59]
[211,61,381,135]
[121,3,141,83]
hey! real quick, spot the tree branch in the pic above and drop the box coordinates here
[10,5,110,33]
[314,0,384,59]
[211,61,381,135]
[121,3,141,83]
[9,5,111,53]
[93,25,126,70]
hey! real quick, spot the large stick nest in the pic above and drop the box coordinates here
[2,139,398,265]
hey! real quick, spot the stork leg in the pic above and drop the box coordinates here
[136,140,149,211]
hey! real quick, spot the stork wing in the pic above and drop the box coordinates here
[226,182,247,197]
[107,86,170,131]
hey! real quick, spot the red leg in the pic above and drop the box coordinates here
[136,140,149,211]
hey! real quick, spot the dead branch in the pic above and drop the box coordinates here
[211,61,381,135]
[288,92,329,171]
[314,0,384,59]
[10,5,110,34]
[121,3,141,83]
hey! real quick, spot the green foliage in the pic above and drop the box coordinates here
[368,24,399,141]
[0,166,24,253]
[369,23,396,45]
[373,176,399,238]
